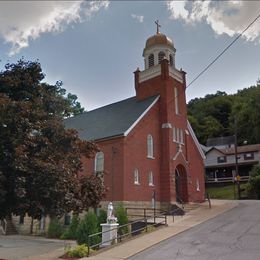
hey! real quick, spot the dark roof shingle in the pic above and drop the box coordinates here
[64,95,159,141]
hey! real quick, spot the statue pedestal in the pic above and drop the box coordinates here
[100,223,119,246]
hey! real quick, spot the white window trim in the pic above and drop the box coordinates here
[174,87,179,115]
[176,128,180,143]
[173,127,185,145]
[180,129,184,144]
[148,171,154,186]
[173,127,177,142]
[196,178,200,191]
[94,151,104,173]
[147,134,155,159]
[134,169,140,185]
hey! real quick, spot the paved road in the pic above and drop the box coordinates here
[0,235,75,260]
[129,200,260,260]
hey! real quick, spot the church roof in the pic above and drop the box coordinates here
[65,95,159,141]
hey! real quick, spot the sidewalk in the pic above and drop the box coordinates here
[86,200,238,260]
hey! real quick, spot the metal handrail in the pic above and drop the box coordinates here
[168,207,185,222]
[125,207,165,220]
[176,195,185,209]
[86,211,167,256]
[205,192,212,209]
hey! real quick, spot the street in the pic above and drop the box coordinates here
[129,200,260,260]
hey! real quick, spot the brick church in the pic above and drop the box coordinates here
[65,25,205,209]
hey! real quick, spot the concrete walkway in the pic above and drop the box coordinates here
[87,200,238,260]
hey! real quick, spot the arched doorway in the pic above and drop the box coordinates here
[175,164,188,203]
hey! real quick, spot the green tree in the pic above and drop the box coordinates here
[0,60,103,226]
[115,203,128,235]
[188,81,260,145]
[76,212,100,246]
[47,217,64,238]
[97,209,107,232]
[230,83,260,145]
[76,175,106,213]
[246,164,260,199]
[61,214,80,239]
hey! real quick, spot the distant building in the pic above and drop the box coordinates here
[203,140,260,183]
[66,26,205,209]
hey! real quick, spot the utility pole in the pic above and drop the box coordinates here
[234,116,240,199]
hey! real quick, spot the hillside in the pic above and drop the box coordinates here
[187,80,260,145]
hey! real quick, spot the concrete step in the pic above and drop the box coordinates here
[183,203,200,212]
[4,217,17,235]
[168,204,185,216]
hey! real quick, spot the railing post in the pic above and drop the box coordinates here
[87,235,90,257]
[207,193,212,209]
[154,207,156,224]
[118,225,122,242]
[145,216,148,233]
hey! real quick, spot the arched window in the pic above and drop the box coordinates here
[148,171,154,186]
[169,54,173,66]
[158,51,165,64]
[134,168,140,184]
[95,152,104,173]
[148,54,154,68]
[147,134,154,158]
[196,178,200,191]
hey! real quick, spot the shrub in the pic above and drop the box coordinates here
[247,175,260,199]
[97,209,107,232]
[60,230,70,240]
[66,244,91,258]
[250,164,260,178]
[76,212,100,246]
[47,218,64,238]
[61,214,80,240]
[115,203,129,235]
[247,164,260,199]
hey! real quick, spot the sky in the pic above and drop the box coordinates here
[0,1,259,111]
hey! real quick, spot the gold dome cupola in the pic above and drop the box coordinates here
[143,20,176,69]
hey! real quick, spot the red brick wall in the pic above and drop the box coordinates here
[81,137,125,201]
[124,101,161,203]
[186,134,206,202]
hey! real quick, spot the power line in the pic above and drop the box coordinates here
[186,13,260,89]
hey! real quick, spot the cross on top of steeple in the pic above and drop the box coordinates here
[155,20,161,34]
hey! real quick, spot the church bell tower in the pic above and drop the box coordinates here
[134,22,189,204]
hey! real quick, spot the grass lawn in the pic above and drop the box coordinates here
[206,183,247,200]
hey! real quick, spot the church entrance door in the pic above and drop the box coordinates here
[175,165,188,203]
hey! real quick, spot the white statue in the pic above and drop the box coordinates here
[107,202,113,220]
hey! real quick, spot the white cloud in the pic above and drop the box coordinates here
[131,14,144,23]
[0,1,109,56]
[167,1,260,43]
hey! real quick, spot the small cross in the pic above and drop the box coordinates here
[155,20,161,34]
